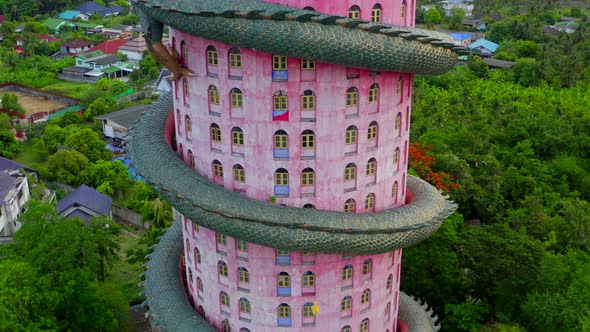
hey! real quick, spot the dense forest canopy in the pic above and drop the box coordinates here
[405,1,590,331]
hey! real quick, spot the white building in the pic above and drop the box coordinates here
[440,0,474,16]
[0,170,30,237]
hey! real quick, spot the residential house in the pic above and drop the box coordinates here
[463,19,487,31]
[56,185,112,223]
[60,40,96,55]
[43,18,72,33]
[96,104,150,141]
[0,156,38,182]
[560,16,583,22]
[0,157,34,236]
[153,69,172,96]
[76,1,125,18]
[450,32,472,47]
[74,22,104,33]
[85,38,129,55]
[440,0,474,16]
[58,10,89,21]
[15,33,60,54]
[119,37,147,62]
[473,13,504,21]
[468,38,499,57]
[60,50,130,81]
[98,27,131,39]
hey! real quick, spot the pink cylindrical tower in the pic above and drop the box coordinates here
[172,1,418,331]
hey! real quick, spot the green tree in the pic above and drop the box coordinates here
[63,128,112,162]
[84,96,116,119]
[140,197,174,229]
[88,160,131,196]
[425,8,443,25]
[0,130,22,158]
[47,149,91,185]
[513,57,540,86]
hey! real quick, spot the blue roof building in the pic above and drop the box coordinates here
[468,38,499,56]
[58,10,82,20]
[76,1,125,17]
[56,185,112,223]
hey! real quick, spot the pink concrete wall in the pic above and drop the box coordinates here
[173,1,417,331]
[172,36,413,212]
[182,217,403,332]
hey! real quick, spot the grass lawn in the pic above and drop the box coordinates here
[43,80,93,99]
[13,140,47,169]
[108,227,147,305]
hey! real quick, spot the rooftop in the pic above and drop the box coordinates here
[0,171,18,199]
[76,1,125,16]
[56,184,112,218]
[96,104,150,129]
[61,40,95,48]
[468,38,499,52]
[483,58,515,69]
[85,39,129,54]
[85,54,122,65]
[58,10,82,20]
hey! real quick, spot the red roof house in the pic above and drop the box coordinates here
[85,38,128,54]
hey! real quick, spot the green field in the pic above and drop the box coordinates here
[13,141,46,169]
[108,228,147,304]
[43,81,93,99]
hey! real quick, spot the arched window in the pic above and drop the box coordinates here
[231,88,243,108]
[194,247,201,265]
[397,75,404,96]
[367,121,378,141]
[342,264,353,280]
[340,296,352,316]
[273,90,289,121]
[341,326,352,332]
[303,6,315,11]
[301,168,315,186]
[212,160,223,178]
[277,303,292,326]
[344,198,356,213]
[345,126,357,145]
[183,79,189,103]
[176,109,181,132]
[239,297,251,314]
[301,130,315,149]
[273,130,289,160]
[360,318,370,332]
[233,164,245,183]
[238,267,250,284]
[218,260,228,277]
[220,291,230,307]
[301,90,316,110]
[208,85,220,105]
[366,158,376,176]
[385,302,392,321]
[348,5,361,19]
[392,181,399,203]
[303,302,315,322]
[302,271,315,287]
[240,329,251,332]
[394,148,400,172]
[232,127,244,146]
[184,115,192,137]
[344,163,356,181]
[178,143,183,159]
[229,48,242,68]
[361,289,371,305]
[401,0,407,19]
[345,87,358,107]
[222,319,230,332]
[387,273,394,289]
[180,40,186,64]
[365,193,376,211]
[303,203,315,209]
[206,46,218,66]
[274,168,289,186]
[371,4,382,22]
[197,276,203,293]
[395,112,402,135]
[278,272,291,289]
[369,83,379,103]
[362,258,372,276]
[187,150,195,167]
[210,123,221,143]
